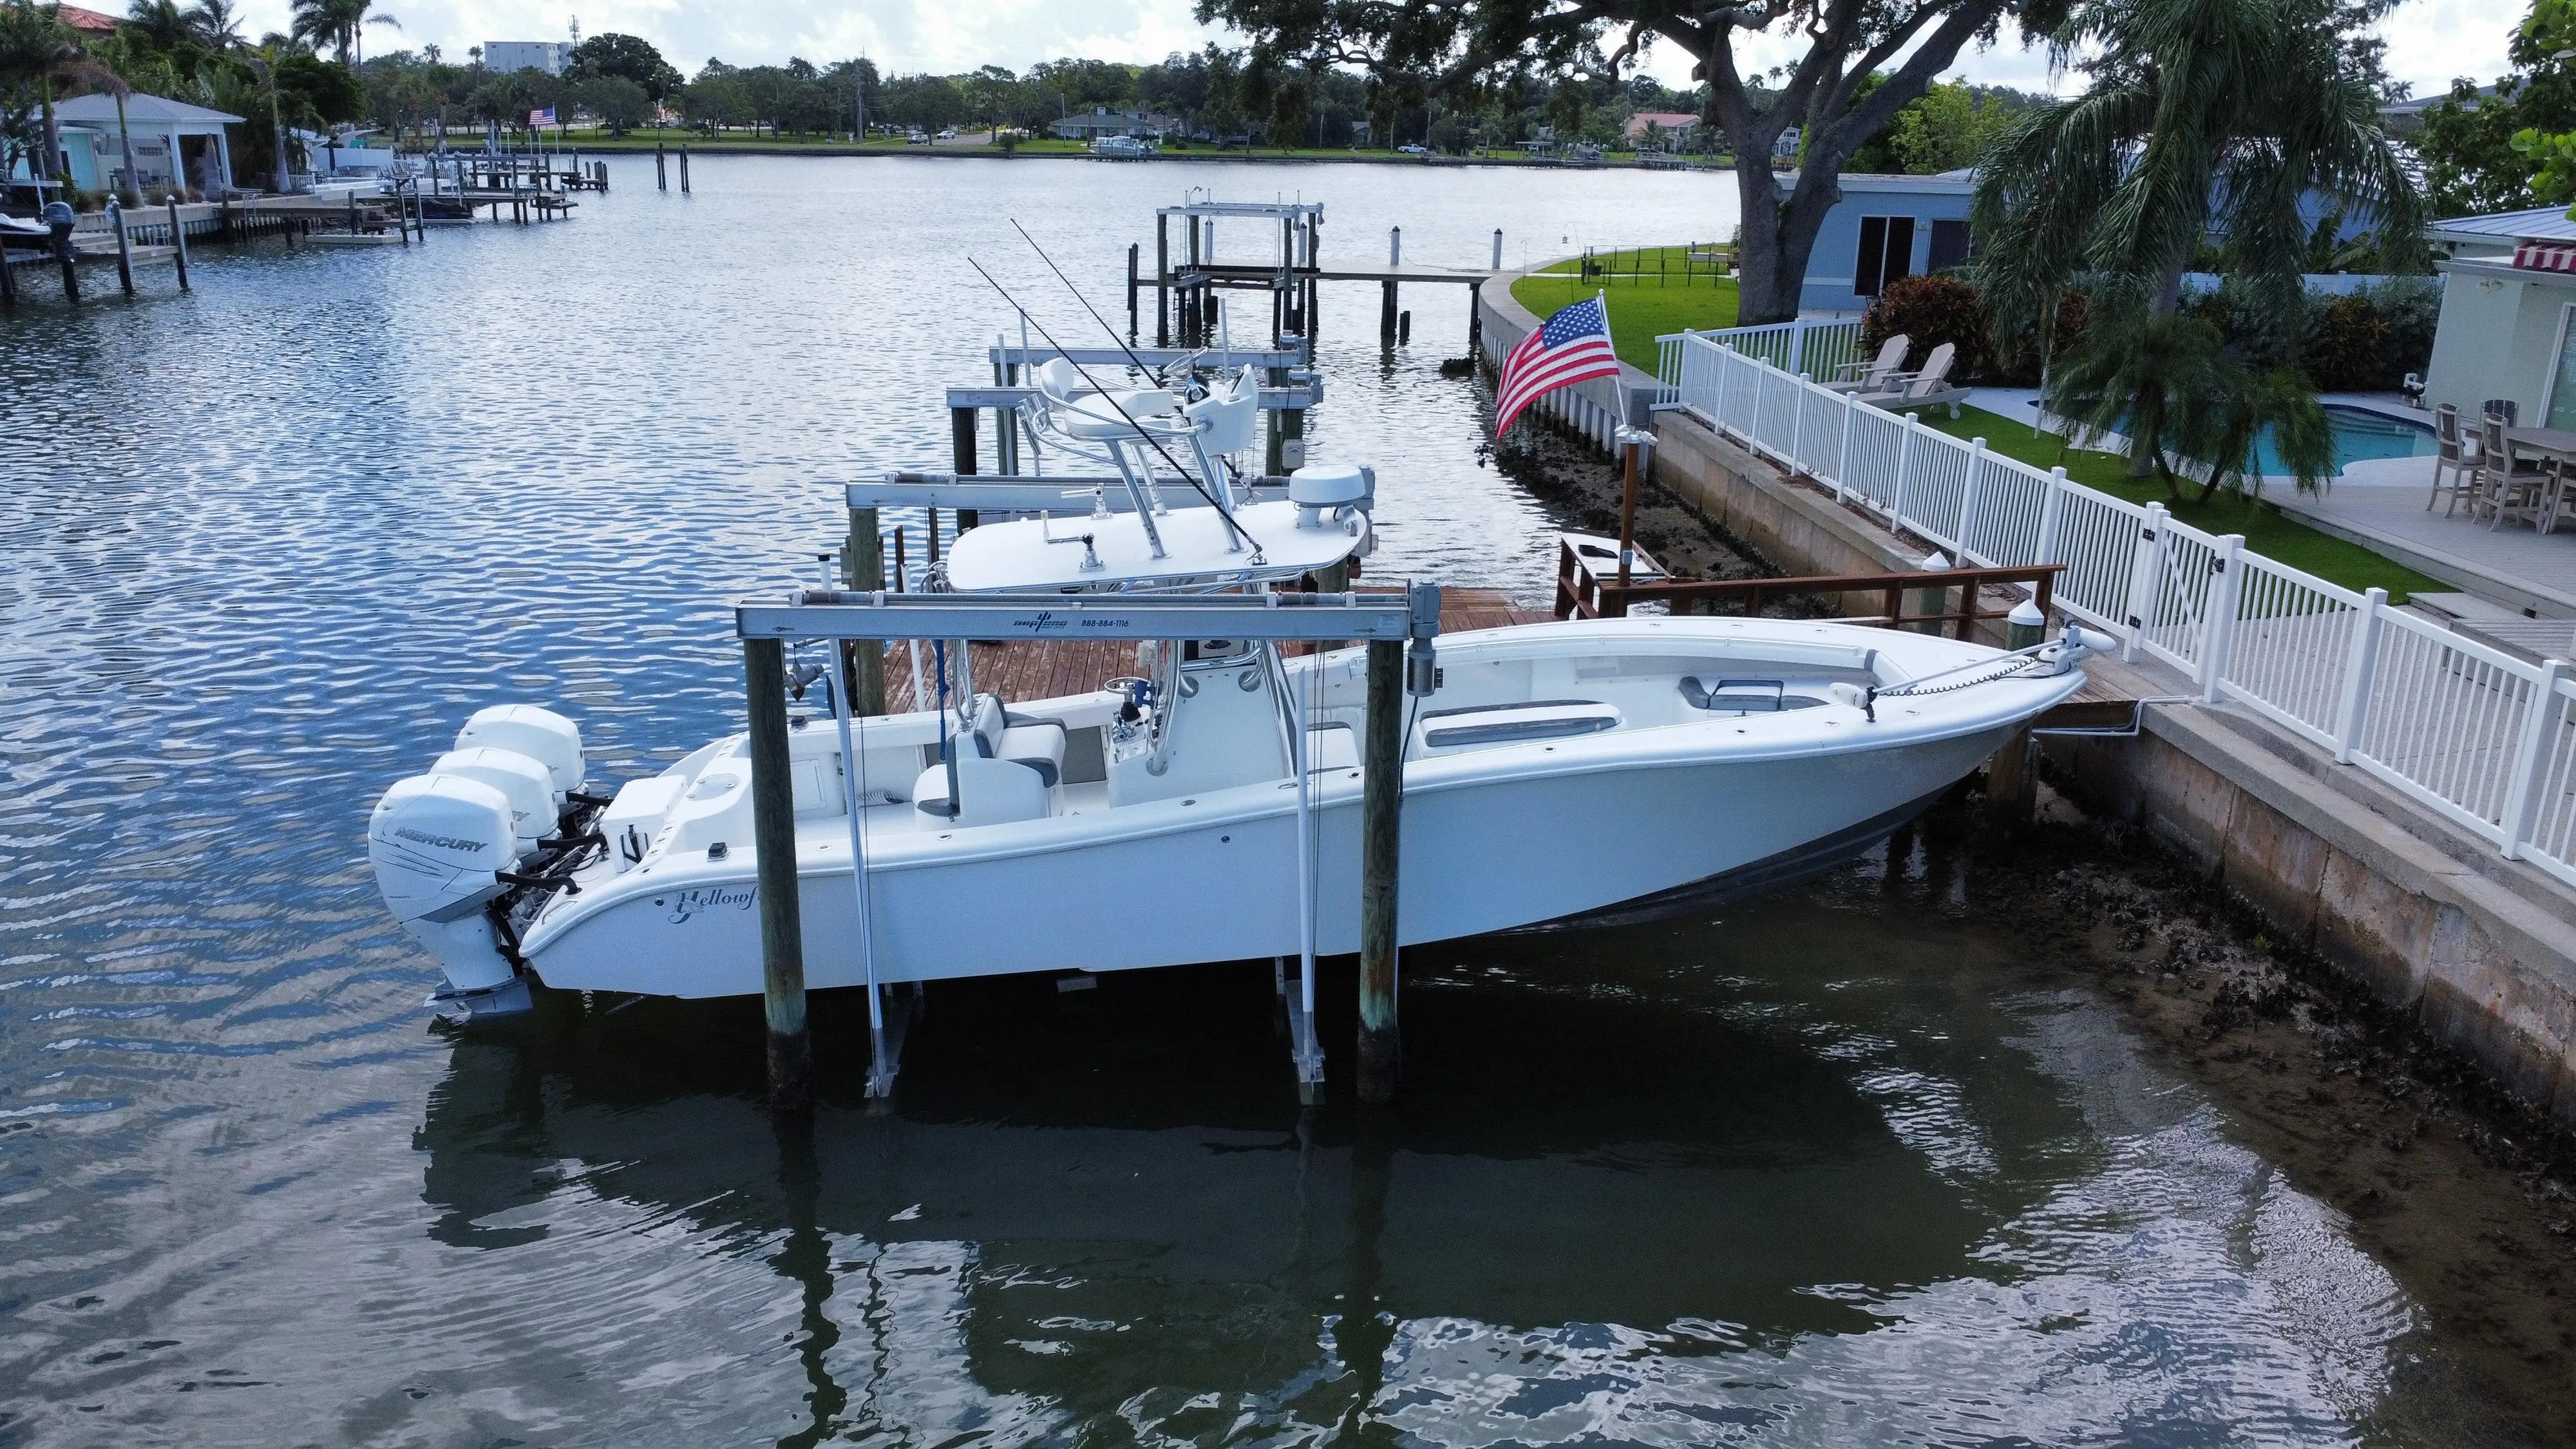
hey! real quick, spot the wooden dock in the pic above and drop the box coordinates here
[876,587,1546,712]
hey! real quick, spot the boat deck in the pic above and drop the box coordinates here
[878,587,1551,712]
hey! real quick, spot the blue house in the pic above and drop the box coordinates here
[1791,170,1978,316]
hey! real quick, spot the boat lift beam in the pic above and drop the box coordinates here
[738,589,1423,644]
[844,475,1339,516]
[734,584,1439,1110]
[986,345,1303,371]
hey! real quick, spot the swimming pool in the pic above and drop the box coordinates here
[2253,404,2437,476]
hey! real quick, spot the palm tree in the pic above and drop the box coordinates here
[287,0,395,66]
[0,0,113,191]
[121,0,189,51]
[1973,0,2420,321]
[1969,0,2420,495]
[2045,310,2335,500]
[184,0,240,49]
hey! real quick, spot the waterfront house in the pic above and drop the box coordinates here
[1790,170,1977,314]
[1048,109,1175,142]
[2423,206,2576,426]
[48,93,243,198]
[1624,111,1701,147]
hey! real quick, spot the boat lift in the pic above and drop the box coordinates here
[734,585,1443,1112]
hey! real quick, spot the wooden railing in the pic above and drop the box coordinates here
[1555,542,2063,642]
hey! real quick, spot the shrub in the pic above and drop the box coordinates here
[1861,273,1993,379]
[1990,290,2091,387]
[2303,277,2438,391]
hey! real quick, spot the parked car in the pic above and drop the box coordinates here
[938,128,957,140]
[1397,144,1430,155]
[906,130,930,144]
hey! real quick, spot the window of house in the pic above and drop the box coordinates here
[1927,218,1971,273]
[1854,216,1917,297]
[2548,304,2576,431]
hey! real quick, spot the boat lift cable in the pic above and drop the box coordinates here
[964,256,1261,556]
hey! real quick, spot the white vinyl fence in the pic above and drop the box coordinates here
[1655,327,2576,887]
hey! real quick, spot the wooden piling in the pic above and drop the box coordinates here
[58,242,76,300]
[657,143,667,190]
[110,202,135,296]
[744,636,813,1112]
[1126,242,1139,337]
[679,146,691,193]
[1397,309,1410,345]
[1379,280,1397,345]
[1986,727,2037,828]
[951,406,978,477]
[165,197,189,290]
[1616,432,1640,585]
[1466,281,1481,355]
[1155,213,1170,348]
[842,507,887,715]
[1357,638,1404,1103]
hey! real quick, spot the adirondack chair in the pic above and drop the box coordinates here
[1823,334,1910,395]
[1854,342,1968,417]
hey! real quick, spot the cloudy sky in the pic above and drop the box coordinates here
[242,0,2519,102]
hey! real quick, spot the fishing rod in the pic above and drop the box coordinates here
[963,257,1260,555]
[1011,218,1191,390]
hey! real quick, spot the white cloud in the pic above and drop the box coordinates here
[241,0,2519,97]
[236,0,1228,73]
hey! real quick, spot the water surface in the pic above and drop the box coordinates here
[0,156,2544,1445]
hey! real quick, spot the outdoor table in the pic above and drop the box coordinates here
[2502,428,2576,535]
[2506,426,2576,464]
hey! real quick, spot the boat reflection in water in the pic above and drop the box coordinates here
[412,903,2425,1444]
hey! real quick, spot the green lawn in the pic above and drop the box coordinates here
[1510,270,1739,374]
[1899,404,2441,600]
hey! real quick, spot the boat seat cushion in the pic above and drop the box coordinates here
[997,723,1067,786]
[940,693,1008,764]
[1412,701,1622,755]
[911,757,1050,827]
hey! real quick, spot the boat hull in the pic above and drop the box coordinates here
[517,721,2018,998]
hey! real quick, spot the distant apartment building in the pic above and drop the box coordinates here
[484,41,573,75]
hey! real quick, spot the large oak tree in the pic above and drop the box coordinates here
[1198,0,2065,321]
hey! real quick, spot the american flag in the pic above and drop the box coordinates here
[1494,294,1620,436]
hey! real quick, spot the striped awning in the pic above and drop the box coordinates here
[2515,239,2576,270]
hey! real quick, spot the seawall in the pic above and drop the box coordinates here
[1476,277,2576,1128]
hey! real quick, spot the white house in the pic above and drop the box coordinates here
[48,92,242,198]
[2423,207,2576,426]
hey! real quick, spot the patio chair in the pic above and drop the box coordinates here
[1854,342,1967,417]
[1823,334,1909,394]
[2427,404,2477,516]
[2477,412,2560,532]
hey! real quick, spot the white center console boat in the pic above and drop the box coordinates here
[368,366,2103,1018]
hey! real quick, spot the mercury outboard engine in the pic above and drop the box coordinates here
[368,773,518,998]
[368,705,592,1019]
